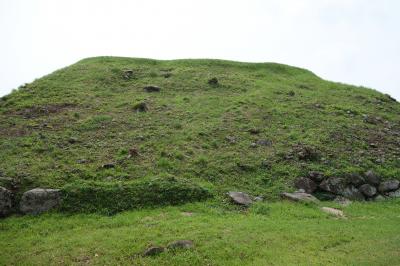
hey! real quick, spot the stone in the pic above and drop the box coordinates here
[144,85,161,92]
[208,78,218,86]
[256,139,272,146]
[314,192,336,201]
[281,192,319,204]
[254,196,264,202]
[225,136,236,144]
[123,69,134,79]
[321,207,344,217]
[308,171,324,182]
[167,240,194,250]
[373,195,387,201]
[102,163,115,169]
[248,128,260,135]
[228,192,253,206]
[143,246,165,257]
[387,189,400,198]
[319,177,346,194]
[359,184,377,197]
[0,186,13,217]
[133,102,148,112]
[365,170,380,186]
[20,188,61,215]
[378,180,400,193]
[334,196,352,206]
[340,186,365,201]
[128,147,139,157]
[294,177,317,194]
[347,173,365,187]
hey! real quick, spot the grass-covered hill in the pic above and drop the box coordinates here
[1,57,400,202]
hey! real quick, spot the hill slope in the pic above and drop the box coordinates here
[1,57,399,199]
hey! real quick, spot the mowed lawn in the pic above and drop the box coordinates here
[1,200,399,266]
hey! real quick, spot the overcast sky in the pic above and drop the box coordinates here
[0,0,399,99]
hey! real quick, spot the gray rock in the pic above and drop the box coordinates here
[256,139,272,146]
[348,173,365,187]
[0,187,13,217]
[359,184,377,197]
[254,196,264,202]
[281,192,319,204]
[373,195,387,201]
[321,207,344,217]
[167,240,194,250]
[144,85,161,92]
[20,188,61,215]
[365,170,380,186]
[378,180,400,193]
[334,196,352,206]
[294,177,317,194]
[319,177,346,194]
[340,186,365,201]
[143,246,165,257]
[228,192,253,206]
[387,189,400,198]
[308,171,324,182]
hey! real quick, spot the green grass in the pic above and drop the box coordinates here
[1,200,399,265]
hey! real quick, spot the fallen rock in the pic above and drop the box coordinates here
[388,189,400,198]
[359,184,377,197]
[341,186,365,201]
[378,180,400,193]
[256,139,272,146]
[208,78,218,86]
[308,171,324,182]
[143,246,165,257]
[133,102,148,112]
[294,177,317,194]
[348,173,365,187]
[123,69,134,79]
[167,240,194,250]
[281,192,319,204]
[319,177,346,194]
[20,188,61,215]
[0,186,13,217]
[334,196,352,206]
[321,207,344,217]
[228,192,253,206]
[144,85,161,92]
[365,170,380,186]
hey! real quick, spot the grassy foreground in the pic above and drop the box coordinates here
[1,200,400,265]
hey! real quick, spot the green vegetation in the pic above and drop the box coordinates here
[1,200,399,265]
[1,57,399,200]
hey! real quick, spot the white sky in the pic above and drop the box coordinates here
[0,0,399,99]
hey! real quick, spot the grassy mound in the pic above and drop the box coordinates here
[0,57,399,200]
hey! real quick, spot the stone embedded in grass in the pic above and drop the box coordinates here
[133,102,148,113]
[387,189,400,198]
[256,139,272,146]
[225,136,236,144]
[0,186,13,217]
[123,69,134,80]
[334,196,352,206]
[102,163,115,169]
[144,85,161,92]
[20,188,61,215]
[208,77,218,86]
[228,192,253,206]
[378,180,400,193]
[294,177,317,194]
[143,246,165,257]
[128,147,140,158]
[167,240,194,250]
[359,184,377,197]
[340,186,365,201]
[365,170,381,186]
[321,207,344,218]
[281,192,319,204]
[248,128,261,135]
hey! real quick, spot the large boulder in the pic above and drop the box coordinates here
[388,189,400,198]
[0,187,13,217]
[378,180,400,193]
[20,188,61,215]
[227,192,253,206]
[294,177,317,193]
[365,170,381,186]
[281,192,319,204]
[340,186,365,201]
[359,184,377,197]
[319,177,346,194]
[347,174,365,187]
